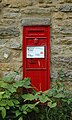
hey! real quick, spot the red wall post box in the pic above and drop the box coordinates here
[22,18,50,92]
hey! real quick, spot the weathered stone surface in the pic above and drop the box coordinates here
[59,4,72,12]
[58,0,72,3]
[38,0,45,3]
[52,55,72,68]
[22,17,51,26]
[12,51,22,62]
[0,48,11,62]
[46,0,52,3]
[53,26,72,35]
[67,13,72,18]
[0,63,11,71]
[0,39,8,48]
[0,27,20,38]
[0,62,22,71]
[38,0,52,3]
[6,39,21,49]
[3,12,20,19]
[55,37,72,45]
[38,4,57,12]
[53,12,67,19]
[3,0,32,7]
[21,7,53,15]
[65,0,72,3]
[0,19,16,26]
[59,0,65,4]
[2,8,20,19]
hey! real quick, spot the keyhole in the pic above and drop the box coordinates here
[34,38,38,44]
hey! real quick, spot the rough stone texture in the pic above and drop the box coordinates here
[59,4,72,12]
[0,27,20,38]
[21,7,53,15]
[22,18,51,26]
[6,39,21,49]
[2,0,32,8]
[0,0,72,90]
[0,48,12,62]
[65,0,72,3]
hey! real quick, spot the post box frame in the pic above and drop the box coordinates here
[22,18,51,91]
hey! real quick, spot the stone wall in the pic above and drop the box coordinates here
[0,0,72,90]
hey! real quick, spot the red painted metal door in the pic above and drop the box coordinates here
[23,26,50,92]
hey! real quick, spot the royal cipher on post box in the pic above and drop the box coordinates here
[22,18,50,92]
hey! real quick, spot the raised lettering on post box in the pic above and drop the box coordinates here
[23,26,50,92]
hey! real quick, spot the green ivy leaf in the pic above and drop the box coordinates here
[1,107,6,119]
[23,111,27,114]
[28,104,36,109]
[0,100,7,106]
[23,78,31,88]
[44,89,53,97]
[22,94,34,101]
[54,93,65,98]
[18,116,23,120]
[0,81,8,89]
[0,92,4,99]
[0,107,3,111]
[39,94,50,103]
[7,85,16,93]
[3,90,11,99]
[16,110,21,117]
[33,107,39,113]
[13,81,24,88]
[22,105,28,111]
[48,102,57,108]
[34,91,42,100]
[7,100,14,106]
[3,75,13,82]
[13,99,20,105]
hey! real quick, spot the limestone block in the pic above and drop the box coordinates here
[60,27,72,34]
[65,0,72,3]
[21,7,52,15]
[38,0,45,3]
[38,4,57,12]
[59,0,65,3]
[53,12,67,19]
[3,0,32,7]
[0,63,11,71]
[22,17,51,26]
[55,37,72,45]
[3,8,20,19]
[53,26,72,35]
[59,4,72,12]
[0,48,11,62]
[0,39,8,48]
[3,12,19,19]
[12,51,22,62]
[67,13,72,18]
[59,0,72,3]
[0,62,22,72]
[6,39,21,49]
[0,19,16,26]
[0,27,20,38]
[38,0,52,3]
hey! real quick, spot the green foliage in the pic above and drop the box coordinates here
[0,74,72,120]
[0,76,32,119]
